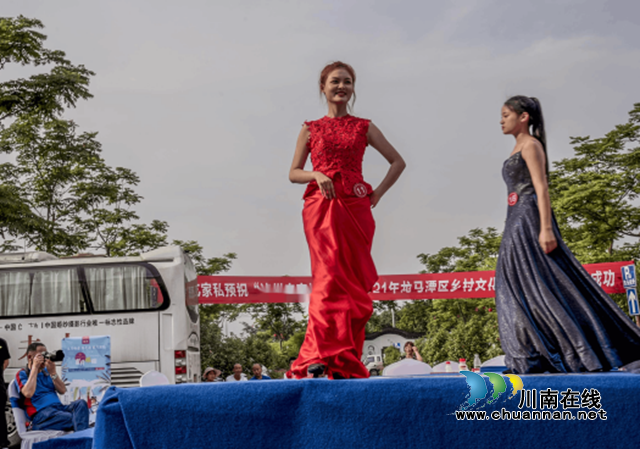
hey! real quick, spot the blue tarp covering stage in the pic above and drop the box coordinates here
[87,373,639,449]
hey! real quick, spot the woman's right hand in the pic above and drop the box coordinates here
[314,172,335,199]
[539,228,558,254]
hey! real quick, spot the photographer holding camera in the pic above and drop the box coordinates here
[15,342,89,432]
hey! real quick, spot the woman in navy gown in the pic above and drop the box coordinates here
[495,95,640,374]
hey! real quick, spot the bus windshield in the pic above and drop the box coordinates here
[0,263,169,318]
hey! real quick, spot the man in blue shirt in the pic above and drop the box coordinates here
[16,342,89,432]
[249,364,271,380]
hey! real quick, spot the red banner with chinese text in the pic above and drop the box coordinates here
[197,260,635,304]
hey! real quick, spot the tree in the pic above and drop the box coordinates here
[0,17,167,256]
[244,303,305,351]
[366,301,402,333]
[549,103,640,264]
[417,298,502,366]
[383,346,401,366]
[417,227,502,273]
[173,240,237,275]
[0,183,42,251]
[0,16,94,123]
[414,227,503,365]
[396,300,432,335]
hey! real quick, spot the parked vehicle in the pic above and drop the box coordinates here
[1,246,200,447]
[364,354,384,376]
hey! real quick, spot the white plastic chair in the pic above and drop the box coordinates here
[382,358,433,377]
[480,355,507,373]
[8,379,68,449]
[139,370,170,387]
[481,355,506,368]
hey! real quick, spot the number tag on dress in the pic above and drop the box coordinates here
[353,183,368,198]
[508,192,519,206]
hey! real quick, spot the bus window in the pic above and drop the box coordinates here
[85,265,165,312]
[0,269,84,316]
[0,271,31,316]
[183,254,199,323]
[31,269,83,315]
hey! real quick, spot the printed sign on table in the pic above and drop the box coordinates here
[61,335,111,424]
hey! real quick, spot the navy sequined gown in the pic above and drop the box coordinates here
[495,152,640,373]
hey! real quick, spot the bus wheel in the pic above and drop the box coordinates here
[5,398,21,448]
[369,369,379,376]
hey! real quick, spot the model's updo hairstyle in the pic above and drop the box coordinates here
[504,96,548,174]
[319,61,357,111]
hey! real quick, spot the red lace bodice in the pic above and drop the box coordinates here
[303,115,373,198]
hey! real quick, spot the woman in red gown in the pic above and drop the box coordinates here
[289,62,406,379]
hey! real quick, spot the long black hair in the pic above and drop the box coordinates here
[504,96,548,174]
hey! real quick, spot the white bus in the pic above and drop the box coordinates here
[1,246,200,443]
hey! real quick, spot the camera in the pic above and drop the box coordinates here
[43,350,65,362]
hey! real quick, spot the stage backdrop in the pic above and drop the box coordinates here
[198,260,635,304]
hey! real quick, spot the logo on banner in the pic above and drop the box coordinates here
[508,192,519,206]
[353,183,368,198]
[82,336,90,344]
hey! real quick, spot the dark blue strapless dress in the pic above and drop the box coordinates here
[495,152,640,373]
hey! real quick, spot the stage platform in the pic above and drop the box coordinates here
[85,372,639,449]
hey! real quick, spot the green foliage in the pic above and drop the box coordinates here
[383,346,401,366]
[413,227,504,365]
[244,303,305,351]
[200,329,287,379]
[396,300,432,335]
[366,301,400,333]
[549,103,640,263]
[0,16,94,122]
[172,239,236,275]
[0,183,42,248]
[417,298,502,366]
[281,330,307,360]
[0,17,168,256]
[417,227,502,273]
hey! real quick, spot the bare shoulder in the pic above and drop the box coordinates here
[297,123,310,140]
[367,121,380,134]
[520,137,545,161]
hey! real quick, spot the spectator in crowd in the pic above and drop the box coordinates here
[225,363,248,382]
[16,342,89,432]
[202,367,222,382]
[284,357,296,380]
[1,337,11,449]
[403,341,423,362]
[249,364,271,380]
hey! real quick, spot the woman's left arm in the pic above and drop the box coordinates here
[367,122,406,208]
[521,140,557,254]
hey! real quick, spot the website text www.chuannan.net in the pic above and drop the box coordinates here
[455,408,607,421]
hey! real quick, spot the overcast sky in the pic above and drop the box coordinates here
[3,0,640,278]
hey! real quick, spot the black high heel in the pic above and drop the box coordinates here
[308,363,326,378]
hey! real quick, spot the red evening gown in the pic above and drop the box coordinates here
[292,115,379,379]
